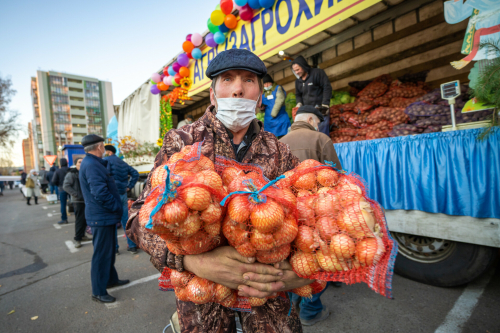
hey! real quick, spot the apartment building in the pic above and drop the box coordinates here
[31,71,114,167]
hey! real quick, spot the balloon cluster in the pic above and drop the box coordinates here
[150,0,277,99]
[206,0,275,48]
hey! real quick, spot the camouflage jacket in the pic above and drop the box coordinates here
[126,105,299,271]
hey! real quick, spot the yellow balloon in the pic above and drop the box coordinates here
[210,10,225,26]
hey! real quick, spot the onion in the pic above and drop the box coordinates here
[170,270,192,288]
[165,239,184,255]
[314,193,340,218]
[276,170,295,189]
[203,220,221,238]
[195,170,224,192]
[173,213,201,237]
[273,215,298,247]
[290,251,320,276]
[297,198,315,227]
[297,190,314,198]
[336,199,375,239]
[355,236,385,266]
[281,188,297,208]
[192,155,215,172]
[256,243,291,264]
[186,276,215,304]
[291,284,313,298]
[329,233,355,259]
[180,187,211,211]
[180,230,214,254]
[294,172,317,190]
[297,159,322,169]
[151,165,168,188]
[248,297,267,307]
[236,242,257,257]
[294,225,319,253]
[317,169,340,187]
[174,287,191,302]
[222,167,244,187]
[250,230,275,251]
[315,216,339,241]
[200,202,223,225]
[214,284,232,302]
[250,199,284,234]
[316,249,350,272]
[163,200,189,226]
[317,187,334,194]
[228,195,251,223]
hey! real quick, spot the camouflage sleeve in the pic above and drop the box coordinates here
[277,141,300,174]
[126,127,194,271]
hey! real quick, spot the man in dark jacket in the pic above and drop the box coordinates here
[52,158,69,224]
[291,56,332,136]
[80,134,129,304]
[279,105,342,326]
[38,166,49,194]
[63,158,90,248]
[104,144,139,254]
[47,165,59,197]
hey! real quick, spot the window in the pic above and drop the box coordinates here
[69,87,83,92]
[68,78,82,84]
[70,96,84,101]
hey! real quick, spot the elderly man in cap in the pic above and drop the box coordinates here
[104,144,139,254]
[126,49,311,332]
[279,105,342,326]
[80,134,129,303]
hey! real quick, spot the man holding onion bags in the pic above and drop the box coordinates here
[126,49,313,332]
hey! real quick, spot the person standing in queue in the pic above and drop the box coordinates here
[279,105,342,326]
[52,158,69,224]
[79,134,129,303]
[291,56,332,136]
[126,49,310,332]
[259,74,291,138]
[176,114,194,129]
[38,166,49,194]
[63,158,91,248]
[25,170,40,205]
[103,144,139,255]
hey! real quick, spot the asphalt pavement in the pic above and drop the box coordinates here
[1,188,499,333]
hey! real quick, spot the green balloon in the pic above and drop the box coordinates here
[150,79,156,85]
[215,4,220,10]
[207,18,220,34]
[172,80,180,87]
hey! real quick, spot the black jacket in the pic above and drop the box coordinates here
[63,168,84,203]
[46,166,57,184]
[52,159,69,189]
[292,56,332,107]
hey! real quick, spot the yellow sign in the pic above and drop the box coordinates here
[188,0,381,96]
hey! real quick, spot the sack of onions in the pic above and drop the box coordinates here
[278,159,397,298]
[138,142,227,256]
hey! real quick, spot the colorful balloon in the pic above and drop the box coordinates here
[205,33,218,48]
[178,53,190,67]
[218,23,230,33]
[182,41,194,53]
[207,18,220,34]
[187,52,193,59]
[163,67,169,76]
[191,33,203,47]
[150,85,160,95]
[172,62,181,73]
[248,0,261,9]
[172,79,180,87]
[174,73,182,85]
[221,0,233,14]
[168,66,176,76]
[157,82,168,91]
[214,31,226,45]
[163,76,171,85]
[259,0,274,8]
[215,4,221,10]
[186,34,192,42]
[192,48,202,59]
[210,10,225,26]
[235,0,247,6]
[239,5,254,21]
[225,14,238,29]
[151,73,161,84]
[179,67,190,77]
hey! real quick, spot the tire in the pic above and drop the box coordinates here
[392,232,498,287]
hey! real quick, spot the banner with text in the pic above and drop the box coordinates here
[188,0,380,96]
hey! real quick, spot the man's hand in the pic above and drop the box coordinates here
[183,246,284,297]
[238,259,313,297]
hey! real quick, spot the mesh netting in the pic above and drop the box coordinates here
[282,159,397,298]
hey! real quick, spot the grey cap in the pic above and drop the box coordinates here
[81,134,104,147]
[206,49,267,80]
[296,105,325,123]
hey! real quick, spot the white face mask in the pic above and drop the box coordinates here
[214,94,259,132]
[264,86,272,91]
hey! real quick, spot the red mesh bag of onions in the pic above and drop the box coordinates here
[276,159,397,298]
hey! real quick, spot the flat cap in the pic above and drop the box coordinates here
[104,144,116,154]
[296,105,325,123]
[206,49,267,80]
[81,134,104,147]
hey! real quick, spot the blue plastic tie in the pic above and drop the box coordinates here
[145,165,181,230]
[220,175,285,207]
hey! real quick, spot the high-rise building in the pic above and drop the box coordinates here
[31,71,114,167]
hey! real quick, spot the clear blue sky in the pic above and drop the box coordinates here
[0,0,218,167]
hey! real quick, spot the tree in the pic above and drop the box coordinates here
[0,75,21,149]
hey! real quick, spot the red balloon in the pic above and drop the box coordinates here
[220,0,233,15]
[182,41,194,53]
[163,66,169,76]
[187,52,193,59]
[240,6,254,21]
[174,73,182,84]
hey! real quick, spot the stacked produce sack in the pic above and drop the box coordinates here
[275,159,397,298]
[139,142,245,308]
[216,157,328,303]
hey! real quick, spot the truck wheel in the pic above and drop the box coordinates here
[391,232,497,287]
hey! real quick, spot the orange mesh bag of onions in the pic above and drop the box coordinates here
[278,159,398,298]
